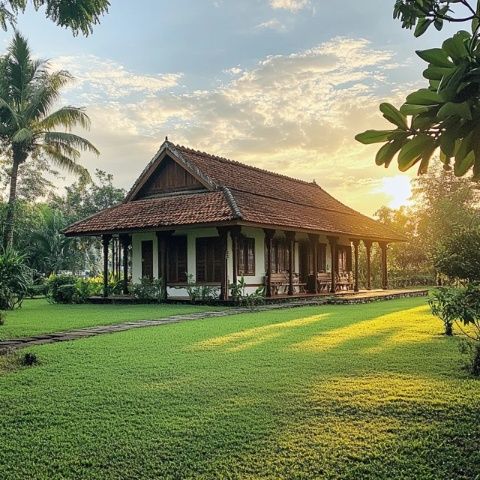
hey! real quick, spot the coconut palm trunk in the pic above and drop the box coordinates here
[3,149,27,248]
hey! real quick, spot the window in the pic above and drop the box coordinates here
[196,237,223,283]
[318,243,327,272]
[168,236,187,282]
[336,245,352,273]
[237,236,255,276]
[266,239,292,273]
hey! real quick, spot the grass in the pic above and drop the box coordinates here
[0,299,221,340]
[0,297,479,479]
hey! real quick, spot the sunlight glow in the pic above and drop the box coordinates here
[378,176,412,209]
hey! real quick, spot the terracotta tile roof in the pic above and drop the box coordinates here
[64,191,235,235]
[65,141,406,241]
[172,144,356,215]
[232,190,403,241]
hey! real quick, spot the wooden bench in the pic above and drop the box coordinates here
[266,272,306,295]
[336,272,353,291]
[317,272,331,292]
[269,272,288,295]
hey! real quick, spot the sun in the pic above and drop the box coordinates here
[379,175,412,209]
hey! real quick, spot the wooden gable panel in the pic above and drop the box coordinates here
[136,156,205,198]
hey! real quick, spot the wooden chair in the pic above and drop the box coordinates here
[317,272,331,292]
[269,272,289,295]
[292,273,307,294]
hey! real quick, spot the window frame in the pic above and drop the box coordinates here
[237,236,255,276]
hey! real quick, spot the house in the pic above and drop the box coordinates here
[64,139,406,300]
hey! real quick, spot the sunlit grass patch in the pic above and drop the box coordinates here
[0,297,478,479]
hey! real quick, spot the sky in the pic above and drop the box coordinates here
[5,0,462,215]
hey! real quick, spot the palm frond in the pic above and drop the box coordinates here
[0,97,20,128]
[37,106,91,131]
[24,70,74,122]
[12,127,33,143]
[44,131,99,155]
[41,140,81,160]
[41,143,92,183]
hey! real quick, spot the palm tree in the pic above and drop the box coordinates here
[0,32,99,248]
[30,206,73,276]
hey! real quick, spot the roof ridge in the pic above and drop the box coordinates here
[174,144,320,188]
[222,186,243,219]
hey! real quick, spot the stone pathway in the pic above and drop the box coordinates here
[0,289,428,355]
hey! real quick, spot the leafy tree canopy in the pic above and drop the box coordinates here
[0,0,109,36]
[356,0,480,179]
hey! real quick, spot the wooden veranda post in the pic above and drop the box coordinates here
[364,240,372,290]
[120,234,131,295]
[327,236,338,293]
[102,234,112,298]
[380,242,389,290]
[285,231,296,296]
[351,239,360,293]
[217,227,229,301]
[156,230,174,301]
[308,233,319,294]
[230,226,241,288]
[264,229,275,297]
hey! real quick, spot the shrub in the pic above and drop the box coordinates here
[429,288,457,336]
[27,283,48,298]
[0,311,5,325]
[47,274,77,303]
[230,277,265,307]
[429,284,480,376]
[0,248,32,310]
[21,352,39,366]
[130,277,164,302]
[186,274,219,303]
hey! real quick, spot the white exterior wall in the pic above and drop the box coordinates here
[131,227,353,299]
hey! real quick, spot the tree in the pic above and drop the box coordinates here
[30,206,73,275]
[0,0,109,36]
[434,226,480,281]
[0,32,98,248]
[370,164,480,285]
[356,1,480,179]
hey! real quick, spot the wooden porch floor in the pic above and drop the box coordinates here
[89,288,428,304]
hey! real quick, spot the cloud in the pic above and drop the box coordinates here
[50,55,182,102]
[65,37,413,215]
[269,0,310,12]
[256,18,287,31]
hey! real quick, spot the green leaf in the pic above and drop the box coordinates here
[405,89,442,106]
[440,129,458,157]
[414,18,433,37]
[379,103,408,129]
[411,112,436,130]
[438,63,467,100]
[423,65,454,80]
[397,134,434,172]
[399,104,433,116]
[416,48,454,68]
[375,139,404,167]
[355,130,395,144]
[455,132,473,164]
[437,101,472,120]
[417,141,437,174]
[454,150,474,176]
[442,31,470,61]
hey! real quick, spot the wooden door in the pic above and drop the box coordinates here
[141,240,154,280]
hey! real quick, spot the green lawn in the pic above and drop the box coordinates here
[0,297,479,479]
[0,299,221,340]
